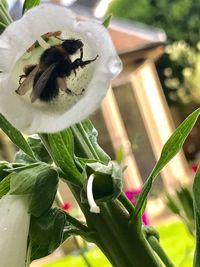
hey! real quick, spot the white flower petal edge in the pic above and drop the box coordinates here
[87,173,100,213]
[0,194,30,267]
[0,4,122,133]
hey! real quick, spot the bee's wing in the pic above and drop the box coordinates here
[30,63,56,103]
[15,65,39,96]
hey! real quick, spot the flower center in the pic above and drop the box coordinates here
[11,31,98,114]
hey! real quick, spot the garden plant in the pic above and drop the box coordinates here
[0,1,200,267]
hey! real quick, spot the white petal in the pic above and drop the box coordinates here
[0,194,30,267]
[0,4,122,133]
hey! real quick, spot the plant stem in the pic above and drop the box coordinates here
[73,237,93,267]
[118,192,135,216]
[42,134,161,266]
[71,124,99,160]
[148,236,175,267]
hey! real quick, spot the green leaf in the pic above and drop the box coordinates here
[46,130,83,186]
[115,146,124,164]
[0,174,11,198]
[81,161,123,203]
[193,165,200,266]
[5,162,40,173]
[135,108,200,217]
[165,192,181,215]
[0,21,6,34]
[0,0,8,10]
[0,0,12,27]
[22,0,40,14]
[102,14,112,28]
[9,163,50,194]
[15,150,37,164]
[81,119,111,164]
[9,163,58,216]
[27,135,52,163]
[0,161,12,181]
[29,167,58,217]
[176,186,194,220]
[0,114,34,159]
[30,208,66,261]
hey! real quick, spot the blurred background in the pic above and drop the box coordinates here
[2,0,200,266]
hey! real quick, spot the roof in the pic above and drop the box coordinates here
[108,19,166,55]
[71,3,167,58]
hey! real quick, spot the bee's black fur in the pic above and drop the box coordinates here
[18,38,98,102]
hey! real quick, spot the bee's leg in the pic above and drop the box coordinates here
[80,54,99,68]
[16,65,39,96]
[54,36,64,41]
[23,64,37,76]
[18,64,37,85]
[79,47,83,60]
[71,55,99,71]
[73,48,83,76]
[19,74,27,85]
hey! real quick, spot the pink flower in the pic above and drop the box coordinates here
[62,202,71,211]
[192,163,198,173]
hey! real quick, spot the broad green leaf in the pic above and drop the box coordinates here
[193,165,200,267]
[0,114,34,158]
[27,135,52,163]
[30,208,66,261]
[0,174,10,197]
[22,0,40,14]
[29,167,58,217]
[9,163,58,216]
[9,163,50,194]
[102,14,112,28]
[135,108,200,216]
[46,130,83,186]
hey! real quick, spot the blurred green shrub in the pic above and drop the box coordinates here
[166,185,195,236]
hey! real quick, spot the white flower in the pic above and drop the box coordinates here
[0,4,122,133]
[0,194,31,267]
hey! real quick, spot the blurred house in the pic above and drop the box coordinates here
[92,18,190,192]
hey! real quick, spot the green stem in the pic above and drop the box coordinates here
[64,212,90,233]
[40,123,164,267]
[71,124,100,160]
[73,237,93,267]
[118,192,135,216]
[147,236,175,267]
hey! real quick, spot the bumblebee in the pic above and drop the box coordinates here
[16,38,98,103]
